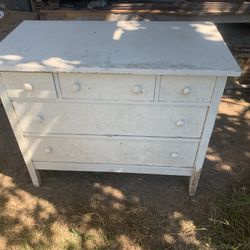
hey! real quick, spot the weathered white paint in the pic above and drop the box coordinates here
[0,74,41,186]
[1,72,57,99]
[34,162,193,176]
[59,73,156,101]
[0,21,241,195]
[0,21,241,76]
[189,77,228,195]
[159,76,216,102]
[25,135,198,167]
[13,101,208,138]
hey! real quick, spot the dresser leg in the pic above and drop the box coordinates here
[27,165,41,187]
[189,169,201,196]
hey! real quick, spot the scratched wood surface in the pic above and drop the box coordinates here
[0,21,240,76]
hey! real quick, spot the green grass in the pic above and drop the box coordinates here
[205,189,250,250]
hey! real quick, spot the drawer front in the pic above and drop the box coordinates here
[1,72,57,99]
[159,76,215,102]
[59,73,155,101]
[13,101,207,138]
[26,136,199,167]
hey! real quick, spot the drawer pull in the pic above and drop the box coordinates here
[35,115,44,123]
[44,147,53,154]
[182,87,191,95]
[23,83,33,91]
[71,83,81,92]
[171,152,179,158]
[132,85,144,95]
[175,119,185,127]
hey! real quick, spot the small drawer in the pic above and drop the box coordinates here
[13,101,207,138]
[59,73,155,101]
[1,72,57,99]
[159,76,215,102]
[26,136,199,167]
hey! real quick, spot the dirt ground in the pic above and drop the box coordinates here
[0,92,249,250]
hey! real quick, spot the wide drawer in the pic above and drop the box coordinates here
[13,101,208,138]
[1,72,57,99]
[26,136,199,167]
[159,76,215,102]
[58,73,155,101]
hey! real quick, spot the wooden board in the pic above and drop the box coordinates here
[0,21,241,76]
[39,9,250,23]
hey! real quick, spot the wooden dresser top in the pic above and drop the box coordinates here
[0,21,241,76]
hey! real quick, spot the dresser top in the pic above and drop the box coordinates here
[0,21,240,76]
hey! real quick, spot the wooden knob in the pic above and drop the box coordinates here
[182,86,191,95]
[171,152,179,158]
[24,83,33,91]
[175,119,185,127]
[35,115,44,123]
[72,83,81,92]
[44,147,53,154]
[132,85,143,95]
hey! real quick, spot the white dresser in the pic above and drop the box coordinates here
[0,21,240,195]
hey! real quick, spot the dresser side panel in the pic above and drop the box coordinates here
[0,73,40,186]
[194,76,227,171]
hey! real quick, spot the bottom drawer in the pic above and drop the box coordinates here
[26,136,199,167]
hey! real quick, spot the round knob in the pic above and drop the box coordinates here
[182,86,191,95]
[171,152,179,158]
[44,147,53,154]
[24,83,33,91]
[35,115,44,123]
[71,83,81,92]
[132,85,143,95]
[175,119,185,127]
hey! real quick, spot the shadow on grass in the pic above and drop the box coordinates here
[0,95,249,249]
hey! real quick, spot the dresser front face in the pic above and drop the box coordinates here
[0,21,241,195]
[0,71,226,194]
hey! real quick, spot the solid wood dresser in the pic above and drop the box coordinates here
[0,21,240,195]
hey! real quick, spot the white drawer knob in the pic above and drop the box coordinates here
[132,85,143,95]
[171,152,179,158]
[35,115,44,123]
[72,83,81,92]
[24,83,33,91]
[175,119,185,127]
[182,87,191,95]
[44,147,53,154]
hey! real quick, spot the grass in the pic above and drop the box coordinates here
[1,184,250,250]
[204,187,250,250]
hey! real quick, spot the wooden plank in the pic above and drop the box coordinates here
[39,10,250,23]
[109,1,250,14]
[34,161,193,176]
